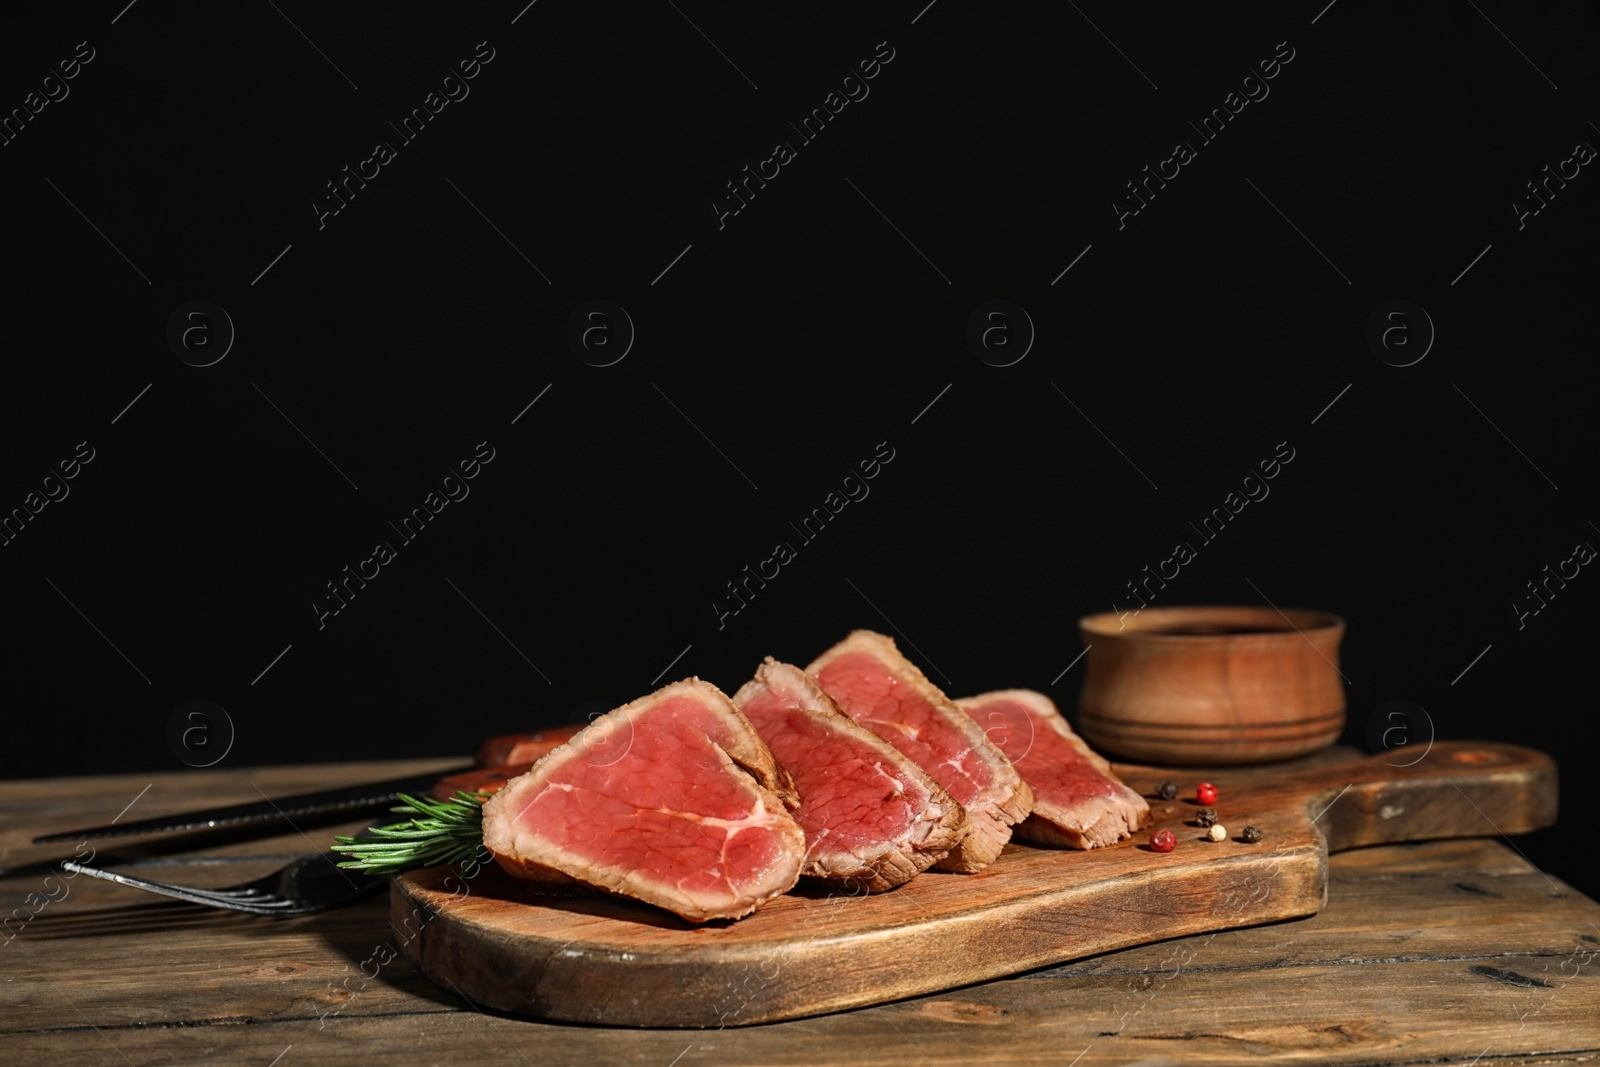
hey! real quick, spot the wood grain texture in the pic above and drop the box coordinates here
[1,757,1593,1064]
[394,740,1557,1026]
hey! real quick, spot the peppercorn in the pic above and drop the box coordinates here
[1207,824,1227,842]
[1195,807,1218,828]
[1156,780,1178,800]
[1241,825,1263,844]
[1196,782,1218,805]
[1150,828,1177,853]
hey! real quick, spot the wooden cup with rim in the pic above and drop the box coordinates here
[1076,605,1346,765]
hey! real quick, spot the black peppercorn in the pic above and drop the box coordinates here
[1195,807,1218,827]
[1241,825,1263,844]
[1156,780,1178,800]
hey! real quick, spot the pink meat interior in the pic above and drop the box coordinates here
[974,697,1125,803]
[508,695,790,898]
[740,683,927,854]
[814,651,993,808]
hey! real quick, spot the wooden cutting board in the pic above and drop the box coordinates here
[392,740,1556,1028]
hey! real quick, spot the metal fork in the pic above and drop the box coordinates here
[59,852,387,916]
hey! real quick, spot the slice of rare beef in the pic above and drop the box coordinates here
[481,678,805,922]
[734,657,971,892]
[958,689,1149,849]
[807,631,1034,873]
[475,725,583,767]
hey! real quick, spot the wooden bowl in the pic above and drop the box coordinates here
[1076,605,1346,765]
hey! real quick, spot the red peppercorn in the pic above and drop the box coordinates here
[1150,828,1177,853]
[1196,782,1218,805]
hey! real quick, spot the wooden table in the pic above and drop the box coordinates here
[4,760,1598,1065]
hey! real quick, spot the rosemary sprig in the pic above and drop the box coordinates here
[332,791,489,875]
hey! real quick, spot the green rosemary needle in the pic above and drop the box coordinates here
[332,792,490,875]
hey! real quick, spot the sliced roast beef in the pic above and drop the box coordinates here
[958,689,1149,849]
[807,631,1034,873]
[474,725,583,768]
[481,678,806,922]
[430,763,532,801]
[733,657,971,892]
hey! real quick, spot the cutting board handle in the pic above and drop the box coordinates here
[1287,741,1557,853]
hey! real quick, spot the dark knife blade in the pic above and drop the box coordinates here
[30,766,472,844]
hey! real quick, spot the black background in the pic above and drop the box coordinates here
[1,3,1595,897]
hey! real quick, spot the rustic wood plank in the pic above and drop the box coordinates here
[1324,836,1537,875]
[0,758,463,861]
[9,863,1594,1037]
[3,759,1592,1065]
[3,949,1598,1066]
[0,759,464,917]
